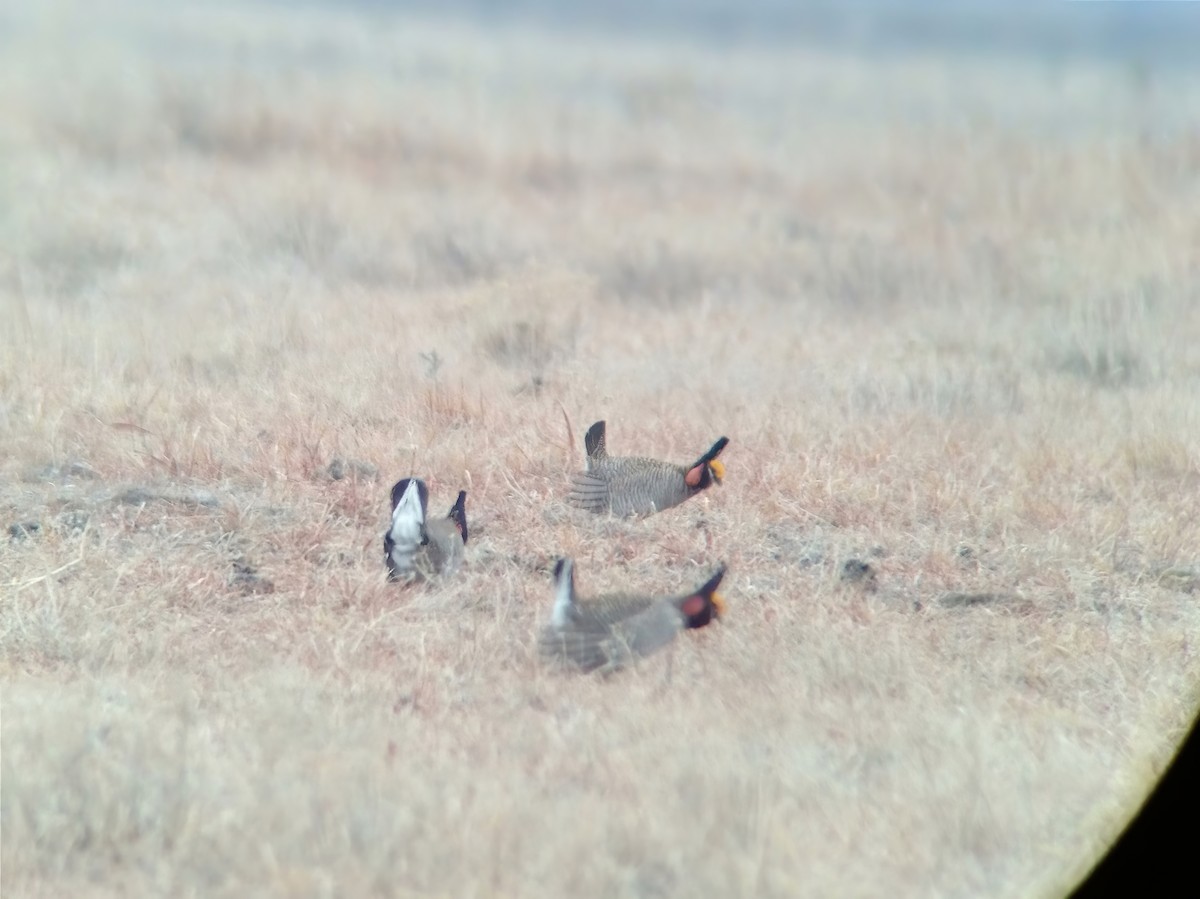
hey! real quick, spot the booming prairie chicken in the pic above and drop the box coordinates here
[539,557,726,674]
[384,478,468,582]
[567,420,729,518]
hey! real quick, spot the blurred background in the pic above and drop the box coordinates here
[294,0,1199,62]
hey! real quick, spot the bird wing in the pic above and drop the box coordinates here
[418,519,464,577]
[567,471,612,513]
[538,621,635,674]
[612,602,686,659]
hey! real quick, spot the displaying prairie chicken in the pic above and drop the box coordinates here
[384,478,468,582]
[568,420,729,518]
[539,557,726,674]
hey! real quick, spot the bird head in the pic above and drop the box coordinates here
[684,436,729,490]
[678,565,727,628]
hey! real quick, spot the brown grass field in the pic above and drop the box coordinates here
[3,1,1200,896]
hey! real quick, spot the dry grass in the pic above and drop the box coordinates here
[3,2,1200,896]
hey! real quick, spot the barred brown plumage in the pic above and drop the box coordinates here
[539,557,727,675]
[567,420,729,517]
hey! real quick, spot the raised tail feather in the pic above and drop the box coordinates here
[584,420,607,461]
[551,557,576,627]
[390,477,429,519]
[385,478,430,579]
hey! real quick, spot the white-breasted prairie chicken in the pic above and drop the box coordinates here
[539,557,726,674]
[384,477,468,582]
[567,420,729,518]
